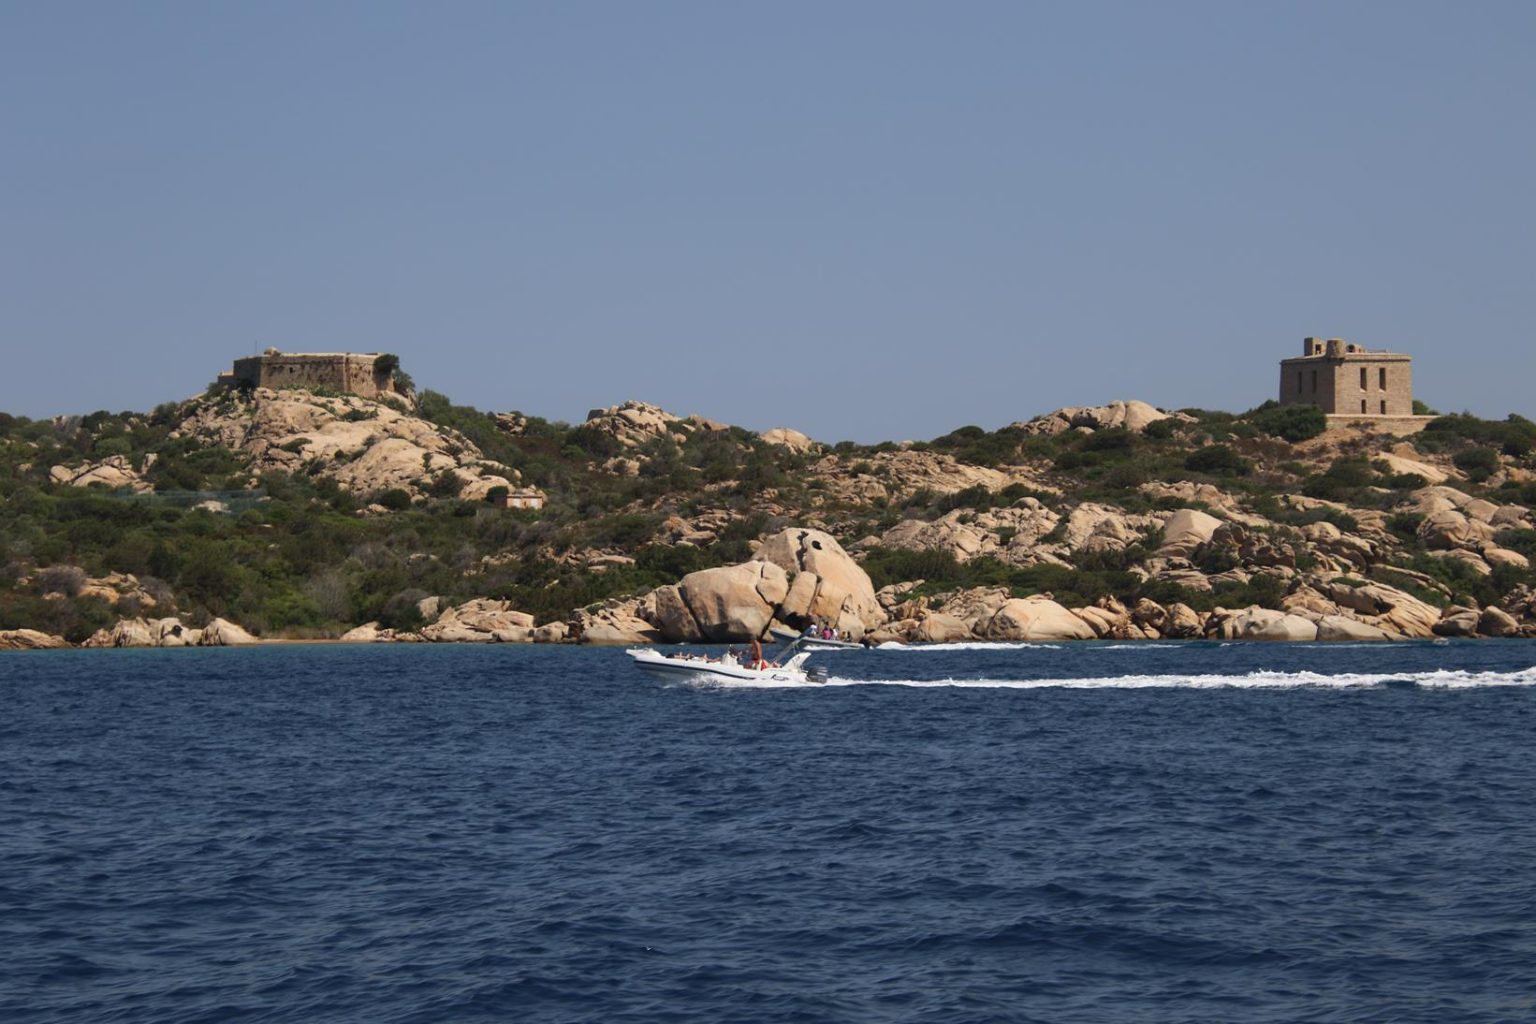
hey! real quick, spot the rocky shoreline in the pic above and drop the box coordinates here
[7,524,1532,651]
[7,383,1536,651]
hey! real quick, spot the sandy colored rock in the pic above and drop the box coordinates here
[200,618,259,645]
[1072,598,1134,639]
[422,623,488,643]
[1478,606,1519,637]
[583,400,691,449]
[339,622,382,643]
[1378,454,1450,485]
[810,450,1045,504]
[82,618,156,648]
[679,561,789,642]
[984,597,1097,641]
[880,516,991,562]
[1482,547,1530,570]
[1159,508,1224,558]
[1012,400,1186,436]
[929,587,1013,633]
[1433,606,1482,638]
[421,599,536,641]
[49,455,152,493]
[651,584,704,644]
[878,503,1064,567]
[1209,607,1318,641]
[0,629,69,650]
[760,427,814,453]
[875,581,922,611]
[1062,504,1161,554]
[173,387,515,502]
[1418,509,1496,550]
[1402,486,1504,524]
[1316,615,1396,642]
[1427,549,1492,576]
[580,618,661,645]
[755,528,883,636]
[915,612,971,643]
[532,622,569,644]
[1490,505,1532,529]
[1163,603,1204,638]
[1318,580,1441,639]
[573,599,662,644]
[151,618,193,647]
[1282,584,1341,618]
[1131,598,1168,632]
[778,570,822,621]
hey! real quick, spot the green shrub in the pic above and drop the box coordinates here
[1421,413,1536,459]
[429,470,464,498]
[1243,401,1327,442]
[375,488,412,511]
[928,425,1025,468]
[1452,447,1500,483]
[1082,428,1135,453]
[861,547,969,590]
[1302,457,1375,500]
[1185,445,1251,476]
[1388,513,1425,543]
[1495,529,1536,560]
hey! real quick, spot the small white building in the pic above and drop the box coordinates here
[499,487,547,511]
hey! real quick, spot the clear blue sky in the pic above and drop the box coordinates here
[3,1,1532,441]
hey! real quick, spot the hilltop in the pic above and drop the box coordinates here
[3,377,1536,648]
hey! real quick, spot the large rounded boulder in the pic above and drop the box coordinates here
[675,560,790,642]
[984,598,1096,641]
[753,528,883,638]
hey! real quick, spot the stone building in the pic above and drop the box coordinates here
[497,487,547,511]
[1279,337,1414,417]
[218,349,403,400]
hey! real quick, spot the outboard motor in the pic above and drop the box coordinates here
[806,665,830,684]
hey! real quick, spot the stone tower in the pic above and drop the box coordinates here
[1279,337,1413,417]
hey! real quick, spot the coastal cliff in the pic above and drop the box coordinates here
[4,377,1535,647]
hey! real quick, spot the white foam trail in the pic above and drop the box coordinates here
[692,668,1536,690]
[873,641,1062,652]
[1097,643,1195,650]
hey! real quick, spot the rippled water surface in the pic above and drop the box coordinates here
[5,640,1536,1023]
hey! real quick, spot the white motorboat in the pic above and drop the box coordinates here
[769,625,867,649]
[627,642,829,685]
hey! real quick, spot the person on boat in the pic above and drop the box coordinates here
[748,637,769,670]
[804,621,819,638]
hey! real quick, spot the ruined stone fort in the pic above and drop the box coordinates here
[218,349,402,400]
[1279,337,1429,432]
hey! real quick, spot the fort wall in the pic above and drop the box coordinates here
[220,350,398,400]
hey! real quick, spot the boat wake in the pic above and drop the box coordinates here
[689,667,1536,690]
[874,641,1063,652]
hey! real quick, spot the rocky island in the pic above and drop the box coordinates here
[4,343,1535,650]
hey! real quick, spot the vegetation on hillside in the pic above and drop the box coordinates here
[3,389,1535,641]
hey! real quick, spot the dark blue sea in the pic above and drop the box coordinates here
[4,640,1536,1024]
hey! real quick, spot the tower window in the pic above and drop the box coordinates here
[1379,367,1387,389]
[1361,400,1367,414]
[1360,367,1368,389]
[1380,400,1387,414]
[1311,370,1317,392]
